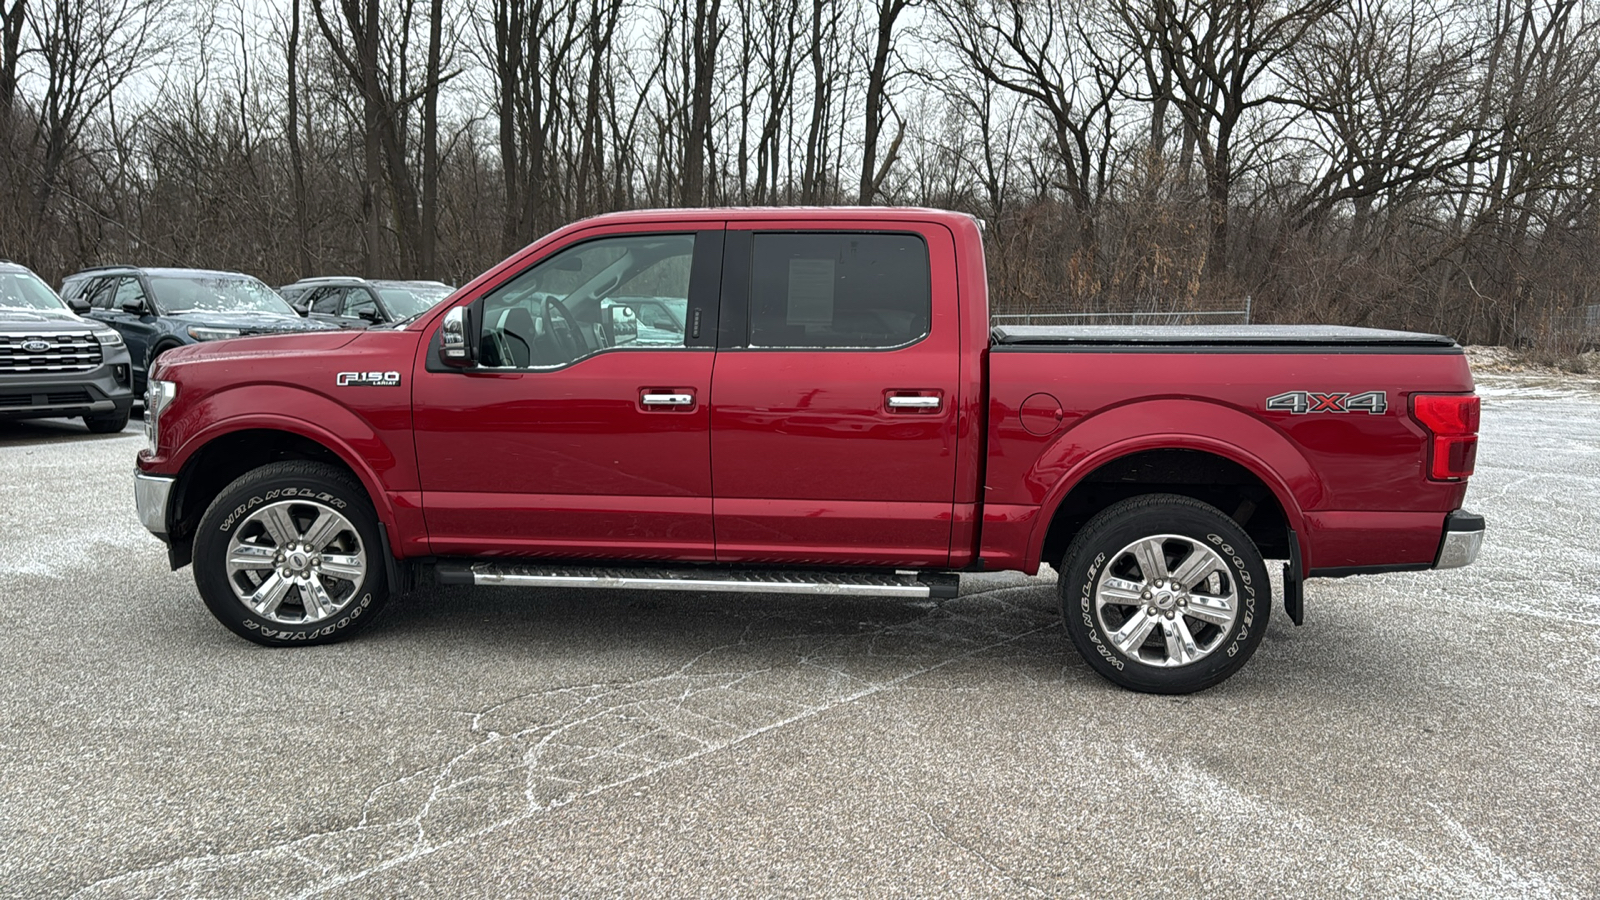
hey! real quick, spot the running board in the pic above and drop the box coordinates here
[433,562,959,599]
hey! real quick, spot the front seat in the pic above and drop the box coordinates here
[500,306,536,368]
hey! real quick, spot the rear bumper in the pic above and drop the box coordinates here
[1434,509,1485,569]
[135,472,175,539]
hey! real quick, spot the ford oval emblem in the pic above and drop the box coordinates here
[20,338,50,353]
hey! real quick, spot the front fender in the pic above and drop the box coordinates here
[1023,399,1320,572]
[163,384,410,530]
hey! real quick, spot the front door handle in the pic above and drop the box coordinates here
[641,392,694,407]
[886,395,941,410]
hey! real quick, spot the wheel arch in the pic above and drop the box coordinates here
[166,419,396,565]
[1026,400,1317,572]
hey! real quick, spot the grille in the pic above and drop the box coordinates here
[0,332,104,373]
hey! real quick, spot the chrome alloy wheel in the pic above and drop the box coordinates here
[223,500,367,625]
[1094,534,1239,668]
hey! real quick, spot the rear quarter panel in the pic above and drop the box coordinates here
[983,349,1475,572]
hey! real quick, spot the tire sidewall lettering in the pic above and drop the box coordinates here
[219,488,349,533]
[242,592,372,643]
[1076,552,1124,670]
[1206,532,1258,660]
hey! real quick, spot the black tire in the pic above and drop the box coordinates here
[1058,494,1270,694]
[193,461,389,646]
[83,408,130,433]
[141,342,176,392]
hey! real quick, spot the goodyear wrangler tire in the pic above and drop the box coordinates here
[1058,494,1269,694]
[193,461,389,646]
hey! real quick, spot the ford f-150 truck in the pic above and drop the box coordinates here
[132,208,1484,693]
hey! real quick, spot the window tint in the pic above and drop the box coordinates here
[344,290,380,321]
[748,233,930,349]
[479,233,695,368]
[86,277,118,310]
[310,288,344,315]
[112,277,148,310]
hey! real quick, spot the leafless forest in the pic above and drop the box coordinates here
[2,0,1598,347]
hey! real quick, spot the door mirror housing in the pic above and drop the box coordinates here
[439,305,474,367]
[67,297,91,314]
[120,298,147,315]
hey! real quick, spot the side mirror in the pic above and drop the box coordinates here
[609,305,638,346]
[67,297,91,314]
[439,306,474,367]
[120,298,147,315]
[358,308,382,324]
[291,302,309,316]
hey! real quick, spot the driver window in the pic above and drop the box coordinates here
[344,290,380,322]
[478,233,695,368]
[112,277,148,310]
[310,288,345,315]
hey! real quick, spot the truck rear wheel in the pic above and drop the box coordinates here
[1058,494,1269,694]
[193,461,389,646]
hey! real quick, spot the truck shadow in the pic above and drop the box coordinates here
[371,576,1084,688]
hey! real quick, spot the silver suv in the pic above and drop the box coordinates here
[0,260,135,433]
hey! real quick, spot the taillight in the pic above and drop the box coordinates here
[1411,394,1480,480]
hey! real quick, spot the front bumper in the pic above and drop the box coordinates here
[135,472,175,539]
[1434,509,1485,569]
[0,362,135,420]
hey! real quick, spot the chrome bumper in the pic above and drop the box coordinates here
[1434,510,1485,569]
[135,472,175,537]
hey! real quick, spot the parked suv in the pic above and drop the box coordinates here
[279,277,454,329]
[61,266,338,391]
[0,260,134,432]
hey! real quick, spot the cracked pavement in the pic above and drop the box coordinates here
[1,372,1597,898]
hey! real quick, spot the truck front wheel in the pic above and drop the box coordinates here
[192,461,389,645]
[1058,494,1270,694]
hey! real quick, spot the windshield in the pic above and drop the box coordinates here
[374,283,453,319]
[0,270,70,311]
[150,275,298,315]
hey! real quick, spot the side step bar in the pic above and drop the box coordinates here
[434,562,960,599]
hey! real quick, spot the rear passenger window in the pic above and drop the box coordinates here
[749,233,930,349]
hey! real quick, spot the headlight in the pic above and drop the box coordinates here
[92,329,124,346]
[187,326,240,341]
[145,379,177,455]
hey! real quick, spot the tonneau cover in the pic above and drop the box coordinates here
[990,324,1458,348]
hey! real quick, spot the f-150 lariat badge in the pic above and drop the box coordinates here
[1265,390,1387,415]
[336,371,402,387]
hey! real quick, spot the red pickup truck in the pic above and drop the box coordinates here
[133,207,1483,693]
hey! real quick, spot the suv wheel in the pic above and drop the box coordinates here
[1058,494,1270,694]
[193,461,389,645]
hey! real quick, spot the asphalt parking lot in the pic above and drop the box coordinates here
[2,371,1597,899]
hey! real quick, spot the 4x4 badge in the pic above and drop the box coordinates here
[1266,390,1387,415]
[336,371,401,387]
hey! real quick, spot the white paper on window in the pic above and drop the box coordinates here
[786,258,835,326]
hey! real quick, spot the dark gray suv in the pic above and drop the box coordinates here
[61,266,338,392]
[1,260,135,433]
[279,277,455,328]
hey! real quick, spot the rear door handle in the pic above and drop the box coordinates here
[886,395,941,410]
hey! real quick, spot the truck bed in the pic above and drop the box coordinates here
[990,324,1460,351]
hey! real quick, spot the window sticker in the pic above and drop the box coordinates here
[786,258,835,326]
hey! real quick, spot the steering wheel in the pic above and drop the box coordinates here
[541,296,584,362]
